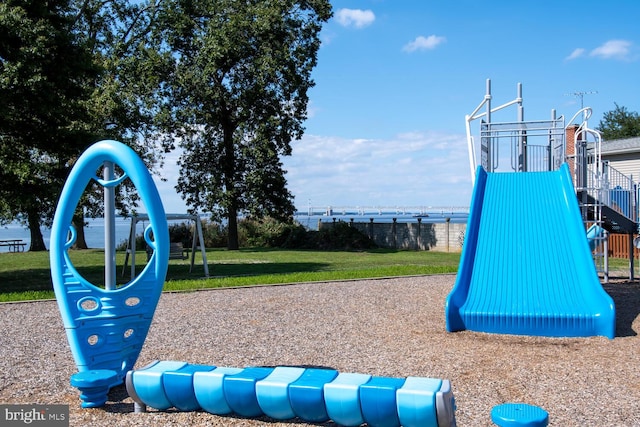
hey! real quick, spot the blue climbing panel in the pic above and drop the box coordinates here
[50,140,170,406]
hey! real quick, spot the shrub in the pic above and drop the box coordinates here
[169,219,229,248]
[239,217,307,248]
[117,217,377,251]
[200,219,227,248]
[312,221,377,250]
[116,234,147,251]
[169,222,192,245]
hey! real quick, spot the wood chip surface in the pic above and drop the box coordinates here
[1,275,638,426]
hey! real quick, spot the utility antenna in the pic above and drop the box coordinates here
[566,90,598,109]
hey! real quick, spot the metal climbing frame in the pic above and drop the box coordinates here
[465,79,565,184]
[465,80,615,279]
[565,108,608,280]
[567,108,640,281]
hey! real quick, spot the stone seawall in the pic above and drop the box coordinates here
[318,219,466,252]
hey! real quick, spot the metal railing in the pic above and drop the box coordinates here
[565,108,609,279]
[466,80,565,181]
[478,119,566,174]
[602,162,637,223]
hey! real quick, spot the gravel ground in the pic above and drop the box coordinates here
[1,274,639,426]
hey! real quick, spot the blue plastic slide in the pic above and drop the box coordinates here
[445,164,615,339]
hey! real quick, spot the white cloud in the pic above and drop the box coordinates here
[565,48,585,61]
[154,131,473,213]
[402,35,446,53]
[335,8,375,29]
[282,132,471,208]
[589,39,632,60]
[566,40,634,61]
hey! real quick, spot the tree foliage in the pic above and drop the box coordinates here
[598,103,640,140]
[0,0,98,250]
[1,0,332,252]
[0,0,169,250]
[154,0,332,249]
[67,0,173,248]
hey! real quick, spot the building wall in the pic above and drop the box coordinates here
[318,219,466,252]
[602,153,640,181]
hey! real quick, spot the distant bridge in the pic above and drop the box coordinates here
[295,206,470,217]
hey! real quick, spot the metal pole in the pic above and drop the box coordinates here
[550,109,556,170]
[629,232,635,281]
[603,230,609,284]
[104,161,116,290]
[485,79,492,172]
[517,83,525,172]
[195,216,209,277]
[130,218,137,280]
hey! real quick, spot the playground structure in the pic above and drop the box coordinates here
[122,213,210,278]
[446,79,619,338]
[464,80,639,280]
[49,80,630,423]
[50,140,457,426]
[126,361,455,427]
[50,141,169,394]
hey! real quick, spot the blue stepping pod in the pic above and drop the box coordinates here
[162,364,215,411]
[70,369,118,408]
[491,403,549,427]
[223,367,274,417]
[288,368,338,422]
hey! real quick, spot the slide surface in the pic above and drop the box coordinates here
[446,163,615,338]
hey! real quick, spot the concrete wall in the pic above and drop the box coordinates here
[318,219,466,252]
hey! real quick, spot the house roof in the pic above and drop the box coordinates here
[601,136,640,155]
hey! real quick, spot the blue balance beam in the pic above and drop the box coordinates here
[126,360,456,427]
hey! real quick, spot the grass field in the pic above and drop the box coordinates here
[2,248,632,303]
[0,248,461,302]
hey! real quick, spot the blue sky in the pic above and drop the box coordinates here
[156,0,640,214]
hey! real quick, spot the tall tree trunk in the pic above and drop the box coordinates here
[223,114,240,250]
[227,206,239,250]
[27,209,47,251]
[71,209,89,249]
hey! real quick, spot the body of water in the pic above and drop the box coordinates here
[0,209,469,252]
[0,217,136,253]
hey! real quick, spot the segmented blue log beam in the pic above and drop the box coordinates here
[126,361,456,427]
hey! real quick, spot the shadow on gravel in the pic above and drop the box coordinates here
[104,382,337,425]
[603,280,640,337]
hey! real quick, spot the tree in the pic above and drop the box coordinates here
[598,103,640,140]
[0,0,98,250]
[67,0,171,248]
[155,0,332,250]
[1,0,169,250]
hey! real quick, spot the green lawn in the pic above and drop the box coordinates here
[0,248,461,302]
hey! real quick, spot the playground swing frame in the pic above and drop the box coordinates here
[122,213,210,278]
